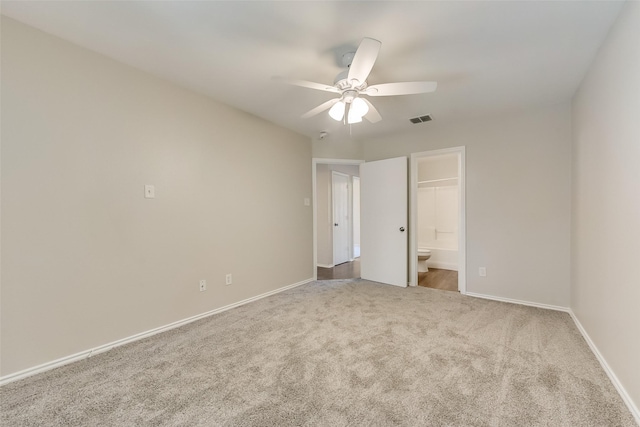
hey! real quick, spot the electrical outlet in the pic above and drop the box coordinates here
[225,274,232,285]
[199,280,207,291]
[479,267,486,277]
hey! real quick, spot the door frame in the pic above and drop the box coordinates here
[312,158,364,280]
[331,171,351,266]
[409,147,466,293]
[352,176,361,258]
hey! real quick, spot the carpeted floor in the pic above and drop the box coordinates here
[1,279,636,426]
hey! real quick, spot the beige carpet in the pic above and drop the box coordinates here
[1,279,636,426]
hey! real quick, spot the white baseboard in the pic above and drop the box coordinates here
[0,278,314,387]
[427,261,458,271]
[465,292,570,312]
[568,310,640,425]
[465,292,638,424]
[317,264,333,268]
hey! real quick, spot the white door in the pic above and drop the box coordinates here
[332,172,350,265]
[360,157,408,287]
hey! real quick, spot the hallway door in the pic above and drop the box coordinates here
[332,172,350,265]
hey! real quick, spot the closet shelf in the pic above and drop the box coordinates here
[418,177,458,186]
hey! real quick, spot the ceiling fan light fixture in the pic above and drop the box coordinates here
[328,101,345,121]
[347,109,363,124]
[350,97,369,117]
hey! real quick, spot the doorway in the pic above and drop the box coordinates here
[312,159,363,280]
[409,147,466,293]
[332,171,350,265]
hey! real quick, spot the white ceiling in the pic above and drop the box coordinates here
[1,1,624,141]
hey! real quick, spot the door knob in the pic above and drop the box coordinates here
[334,223,339,226]
[399,227,405,232]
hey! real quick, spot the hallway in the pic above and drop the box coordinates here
[317,259,360,280]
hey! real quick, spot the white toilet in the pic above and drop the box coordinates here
[417,248,432,273]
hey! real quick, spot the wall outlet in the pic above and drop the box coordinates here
[479,267,487,277]
[199,279,207,291]
[225,274,232,285]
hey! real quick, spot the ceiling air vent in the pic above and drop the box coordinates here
[409,114,433,124]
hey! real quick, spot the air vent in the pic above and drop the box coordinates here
[409,114,433,124]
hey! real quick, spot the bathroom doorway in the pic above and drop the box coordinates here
[313,159,363,280]
[409,147,466,293]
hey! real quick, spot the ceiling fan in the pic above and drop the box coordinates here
[276,37,437,125]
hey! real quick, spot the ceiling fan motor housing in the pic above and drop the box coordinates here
[333,70,350,87]
[342,90,358,104]
[334,70,368,91]
[334,51,366,91]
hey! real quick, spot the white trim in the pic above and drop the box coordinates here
[568,310,640,425]
[0,278,314,387]
[352,178,361,260]
[316,263,334,269]
[427,261,458,270]
[312,158,364,280]
[465,292,639,423]
[465,292,569,312]
[409,147,466,294]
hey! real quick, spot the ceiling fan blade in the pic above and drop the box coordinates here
[347,37,381,86]
[362,99,382,123]
[272,76,339,93]
[365,81,437,96]
[301,98,340,119]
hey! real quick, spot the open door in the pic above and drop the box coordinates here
[360,157,408,287]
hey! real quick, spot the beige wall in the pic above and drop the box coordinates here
[362,103,572,307]
[312,135,363,160]
[329,164,359,177]
[0,18,312,376]
[571,0,640,414]
[418,154,458,183]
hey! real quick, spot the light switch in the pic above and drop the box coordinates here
[304,198,311,206]
[144,185,155,199]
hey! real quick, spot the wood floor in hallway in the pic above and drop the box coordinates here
[418,268,458,292]
[317,259,360,280]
